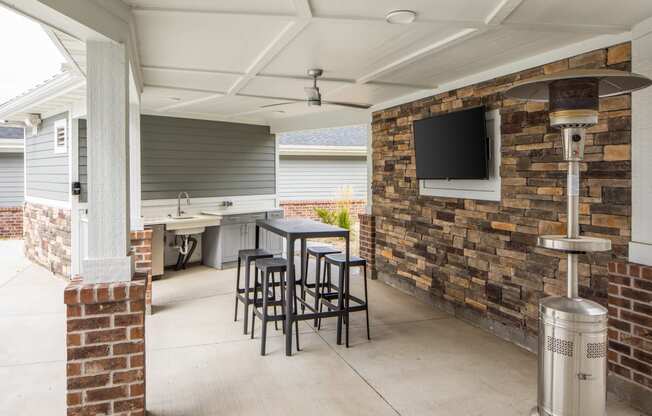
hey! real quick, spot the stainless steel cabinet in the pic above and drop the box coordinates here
[202,210,283,269]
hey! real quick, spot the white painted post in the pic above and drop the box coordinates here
[82,40,133,282]
[630,17,652,266]
[129,68,143,231]
[366,112,373,214]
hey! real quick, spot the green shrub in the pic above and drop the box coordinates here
[314,206,351,230]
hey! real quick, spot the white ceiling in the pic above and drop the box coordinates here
[121,0,652,125]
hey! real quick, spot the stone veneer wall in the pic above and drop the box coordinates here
[371,43,633,351]
[24,201,71,278]
[0,207,23,239]
[607,261,652,413]
[281,199,366,220]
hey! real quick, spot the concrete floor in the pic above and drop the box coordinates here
[0,239,645,416]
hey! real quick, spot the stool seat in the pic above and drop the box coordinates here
[255,257,288,273]
[239,248,273,262]
[307,245,341,256]
[324,253,366,267]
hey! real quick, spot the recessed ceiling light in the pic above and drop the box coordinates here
[168,97,181,102]
[385,10,417,24]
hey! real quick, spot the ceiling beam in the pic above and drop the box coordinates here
[484,0,523,25]
[142,65,244,77]
[226,0,312,96]
[355,28,482,85]
[131,7,294,20]
[156,93,224,112]
[503,22,630,34]
[142,65,433,89]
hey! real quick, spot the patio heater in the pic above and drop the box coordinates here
[504,69,652,416]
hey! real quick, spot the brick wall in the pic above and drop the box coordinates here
[64,279,146,415]
[24,201,71,278]
[130,230,153,314]
[607,261,652,413]
[359,214,376,279]
[371,43,632,350]
[0,207,23,239]
[281,199,366,220]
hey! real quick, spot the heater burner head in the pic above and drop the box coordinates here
[505,69,652,128]
[504,69,652,101]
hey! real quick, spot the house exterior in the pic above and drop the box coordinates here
[0,126,24,239]
[278,124,368,219]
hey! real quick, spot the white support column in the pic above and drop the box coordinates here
[630,17,652,266]
[366,112,373,214]
[82,40,133,282]
[129,67,142,231]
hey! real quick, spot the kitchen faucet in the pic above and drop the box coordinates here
[177,192,190,217]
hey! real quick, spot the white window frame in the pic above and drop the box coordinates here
[419,109,502,202]
[53,118,68,154]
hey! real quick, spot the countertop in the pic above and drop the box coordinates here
[143,208,283,230]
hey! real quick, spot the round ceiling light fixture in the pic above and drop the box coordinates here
[385,9,417,24]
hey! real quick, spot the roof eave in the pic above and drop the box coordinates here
[0,72,85,121]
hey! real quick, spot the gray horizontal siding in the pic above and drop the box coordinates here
[141,115,275,200]
[0,153,24,207]
[25,112,69,202]
[278,156,367,201]
[79,119,87,203]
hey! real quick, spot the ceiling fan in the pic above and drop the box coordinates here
[260,69,371,110]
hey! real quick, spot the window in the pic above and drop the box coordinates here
[53,119,68,154]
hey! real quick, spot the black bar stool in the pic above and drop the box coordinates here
[250,257,300,355]
[303,245,341,326]
[319,254,370,347]
[234,248,273,334]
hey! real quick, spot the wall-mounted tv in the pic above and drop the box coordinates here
[413,106,489,180]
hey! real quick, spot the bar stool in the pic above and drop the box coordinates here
[303,245,341,326]
[319,254,370,347]
[250,257,300,355]
[234,248,273,334]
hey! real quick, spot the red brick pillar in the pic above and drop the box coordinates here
[130,230,153,314]
[358,214,376,279]
[64,280,146,415]
[607,261,652,413]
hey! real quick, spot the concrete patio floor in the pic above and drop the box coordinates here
[0,239,645,416]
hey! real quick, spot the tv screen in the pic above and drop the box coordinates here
[413,106,488,180]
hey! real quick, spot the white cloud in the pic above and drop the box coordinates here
[0,6,65,104]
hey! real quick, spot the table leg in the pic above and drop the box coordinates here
[345,233,350,348]
[285,236,294,356]
[300,238,307,312]
[255,225,260,249]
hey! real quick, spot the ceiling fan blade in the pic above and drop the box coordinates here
[322,101,372,109]
[259,101,305,109]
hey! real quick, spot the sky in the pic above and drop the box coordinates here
[0,6,65,105]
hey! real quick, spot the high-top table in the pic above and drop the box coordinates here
[255,218,350,356]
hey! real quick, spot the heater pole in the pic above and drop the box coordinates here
[563,127,582,299]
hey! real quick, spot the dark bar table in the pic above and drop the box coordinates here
[255,218,350,356]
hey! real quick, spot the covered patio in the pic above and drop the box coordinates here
[0,240,641,415]
[1,0,652,415]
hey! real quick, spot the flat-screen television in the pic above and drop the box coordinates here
[413,106,489,180]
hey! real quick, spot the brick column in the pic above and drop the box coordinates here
[608,261,652,414]
[64,280,146,415]
[359,214,376,279]
[0,207,23,239]
[130,230,153,314]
